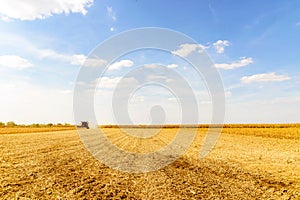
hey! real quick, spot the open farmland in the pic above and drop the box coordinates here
[0,127,299,199]
[0,127,76,134]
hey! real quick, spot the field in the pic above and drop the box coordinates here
[0,127,75,134]
[0,127,299,199]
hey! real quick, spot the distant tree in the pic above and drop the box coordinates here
[31,124,40,128]
[0,122,5,127]
[47,123,53,127]
[6,121,16,127]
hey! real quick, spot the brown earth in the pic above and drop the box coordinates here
[0,128,299,199]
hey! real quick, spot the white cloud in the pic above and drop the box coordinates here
[241,72,291,84]
[37,48,69,60]
[71,54,107,67]
[0,0,93,21]
[166,64,178,69]
[37,49,105,67]
[110,27,115,32]
[0,32,70,62]
[213,40,230,53]
[144,64,159,69]
[147,75,167,81]
[38,50,103,67]
[0,55,32,69]
[98,77,122,89]
[172,44,198,57]
[172,43,209,57]
[107,6,117,21]
[296,22,300,26]
[0,33,96,67]
[215,57,253,70]
[36,50,106,67]
[0,33,87,66]
[39,49,106,67]
[13,40,102,68]
[85,57,107,67]
[108,59,133,70]
[144,63,178,70]
[71,54,87,65]
[98,76,138,89]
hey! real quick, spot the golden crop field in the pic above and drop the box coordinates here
[0,127,299,199]
[0,127,76,134]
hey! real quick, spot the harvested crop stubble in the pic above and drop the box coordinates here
[0,128,299,199]
[0,127,76,134]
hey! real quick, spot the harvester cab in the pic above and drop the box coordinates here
[79,121,89,129]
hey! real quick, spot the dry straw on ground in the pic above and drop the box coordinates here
[0,127,299,199]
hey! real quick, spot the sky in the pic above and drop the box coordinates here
[0,0,300,124]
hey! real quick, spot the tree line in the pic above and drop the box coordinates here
[101,123,300,129]
[0,121,75,128]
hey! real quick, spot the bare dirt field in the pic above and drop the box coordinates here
[0,127,299,199]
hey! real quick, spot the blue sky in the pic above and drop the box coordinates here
[0,0,300,124]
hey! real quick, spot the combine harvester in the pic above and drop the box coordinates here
[77,121,90,129]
